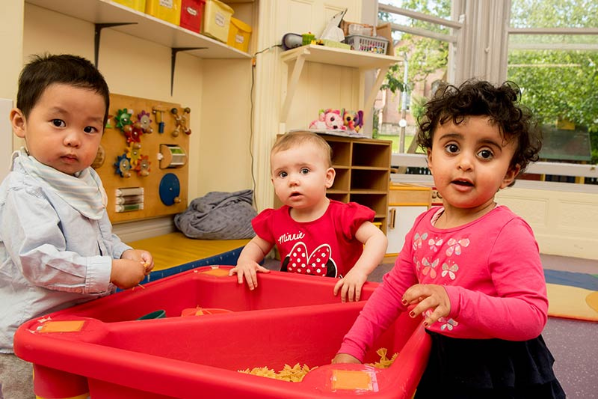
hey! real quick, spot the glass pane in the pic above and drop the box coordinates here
[379,0,452,23]
[510,34,598,48]
[507,48,598,164]
[509,1,598,167]
[510,0,598,29]
[375,37,448,153]
[376,0,451,153]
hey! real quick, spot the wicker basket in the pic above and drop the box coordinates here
[345,34,388,54]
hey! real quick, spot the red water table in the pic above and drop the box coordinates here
[14,266,431,398]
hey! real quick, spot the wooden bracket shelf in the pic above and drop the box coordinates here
[26,0,251,95]
[279,45,400,126]
[26,0,251,60]
[274,134,392,232]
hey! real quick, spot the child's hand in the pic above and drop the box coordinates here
[121,249,154,274]
[333,269,368,302]
[229,260,270,290]
[332,353,361,364]
[402,284,451,327]
[110,259,148,289]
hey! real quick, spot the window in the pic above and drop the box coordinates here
[376,0,455,153]
[507,0,598,172]
[378,0,598,185]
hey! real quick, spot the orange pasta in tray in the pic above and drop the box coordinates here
[369,348,398,369]
[239,363,315,382]
[238,348,398,382]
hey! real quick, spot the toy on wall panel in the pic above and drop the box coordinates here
[171,107,191,137]
[91,145,106,169]
[115,187,144,213]
[152,105,167,133]
[114,108,140,146]
[309,109,346,131]
[126,145,141,169]
[115,108,133,130]
[137,110,153,134]
[105,113,114,129]
[122,124,144,146]
[135,155,151,177]
[114,152,132,178]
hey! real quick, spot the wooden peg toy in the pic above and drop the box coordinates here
[152,105,167,133]
[171,107,192,137]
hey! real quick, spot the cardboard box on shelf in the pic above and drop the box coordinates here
[340,20,373,37]
[376,23,395,56]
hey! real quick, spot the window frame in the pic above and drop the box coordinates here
[377,0,598,184]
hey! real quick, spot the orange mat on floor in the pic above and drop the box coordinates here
[547,283,598,322]
[545,270,598,322]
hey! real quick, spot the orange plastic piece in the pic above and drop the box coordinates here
[332,370,373,391]
[199,268,230,277]
[38,320,85,333]
[181,307,232,317]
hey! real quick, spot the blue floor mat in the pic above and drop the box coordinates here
[544,269,598,291]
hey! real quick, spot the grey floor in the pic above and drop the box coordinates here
[264,253,598,398]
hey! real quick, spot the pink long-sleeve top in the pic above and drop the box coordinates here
[338,206,548,362]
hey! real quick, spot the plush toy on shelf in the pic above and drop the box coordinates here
[309,108,345,131]
[342,109,364,132]
[309,108,364,133]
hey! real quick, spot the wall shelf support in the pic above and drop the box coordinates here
[94,22,137,67]
[171,47,207,96]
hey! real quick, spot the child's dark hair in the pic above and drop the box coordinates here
[417,80,541,180]
[16,54,110,125]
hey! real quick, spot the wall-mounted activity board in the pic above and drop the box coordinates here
[93,93,190,223]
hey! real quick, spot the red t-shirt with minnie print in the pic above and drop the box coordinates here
[252,200,375,278]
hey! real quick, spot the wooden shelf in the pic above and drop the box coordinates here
[279,45,400,129]
[322,135,392,235]
[273,134,391,234]
[25,0,251,60]
[280,44,400,70]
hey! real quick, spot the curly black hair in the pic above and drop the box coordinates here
[417,80,542,179]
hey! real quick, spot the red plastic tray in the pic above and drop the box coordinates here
[15,266,431,398]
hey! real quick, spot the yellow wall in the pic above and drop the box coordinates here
[11,2,254,202]
[2,0,371,241]
[0,2,23,101]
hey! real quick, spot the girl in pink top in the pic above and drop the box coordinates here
[334,80,565,398]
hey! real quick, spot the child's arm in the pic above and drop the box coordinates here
[403,218,548,341]
[228,235,273,290]
[333,221,387,302]
[335,258,414,362]
[332,353,361,364]
[334,223,419,363]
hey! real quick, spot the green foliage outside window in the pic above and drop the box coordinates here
[379,0,597,163]
[508,0,598,163]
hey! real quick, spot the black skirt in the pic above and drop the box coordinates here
[414,331,566,399]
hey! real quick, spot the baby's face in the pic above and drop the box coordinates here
[270,142,334,210]
[15,83,105,176]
